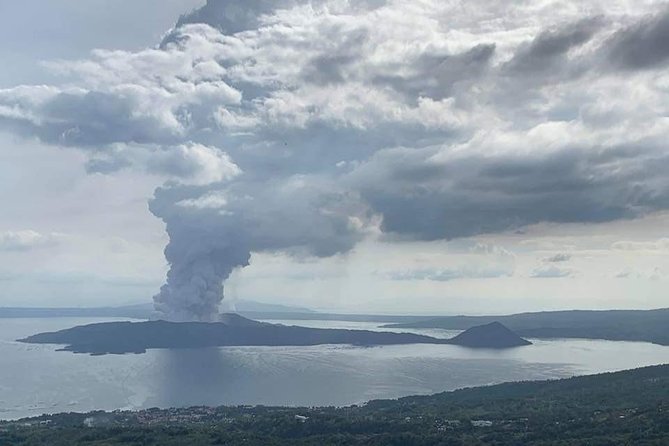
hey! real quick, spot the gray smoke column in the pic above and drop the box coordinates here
[149,178,375,321]
[150,201,251,321]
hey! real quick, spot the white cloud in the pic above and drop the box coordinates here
[614,266,665,280]
[385,267,511,282]
[177,191,229,209]
[0,230,61,252]
[611,238,669,252]
[530,265,573,278]
[146,143,241,186]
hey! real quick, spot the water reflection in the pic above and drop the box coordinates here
[155,347,240,407]
[150,344,572,408]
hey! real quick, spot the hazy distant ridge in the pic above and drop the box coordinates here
[386,308,669,346]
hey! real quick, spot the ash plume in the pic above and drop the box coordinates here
[149,177,375,321]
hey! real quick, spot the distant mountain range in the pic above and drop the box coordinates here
[0,301,314,320]
[18,316,531,354]
[386,308,669,346]
[0,303,155,319]
[0,302,436,324]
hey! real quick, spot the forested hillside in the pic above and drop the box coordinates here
[2,364,668,445]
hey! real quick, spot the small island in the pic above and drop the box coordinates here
[18,315,532,354]
[447,321,532,348]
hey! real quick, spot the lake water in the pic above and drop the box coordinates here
[1,317,669,420]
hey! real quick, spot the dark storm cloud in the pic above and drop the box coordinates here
[0,89,184,148]
[301,28,369,85]
[350,145,669,240]
[375,44,495,100]
[498,8,669,86]
[503,18,602,79]
[169,0,299,39]
[168,0,387,42]
[603,7,669,71]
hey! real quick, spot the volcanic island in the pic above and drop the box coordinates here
[19,315,531,355]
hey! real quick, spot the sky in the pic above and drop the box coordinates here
[1,0,668,316]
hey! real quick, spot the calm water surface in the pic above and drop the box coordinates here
[1,317,668,420]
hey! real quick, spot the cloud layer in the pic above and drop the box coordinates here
[1,0,668,319]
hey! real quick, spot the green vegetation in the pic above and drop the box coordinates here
[386,308,669,346]
[2,364,668,445]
